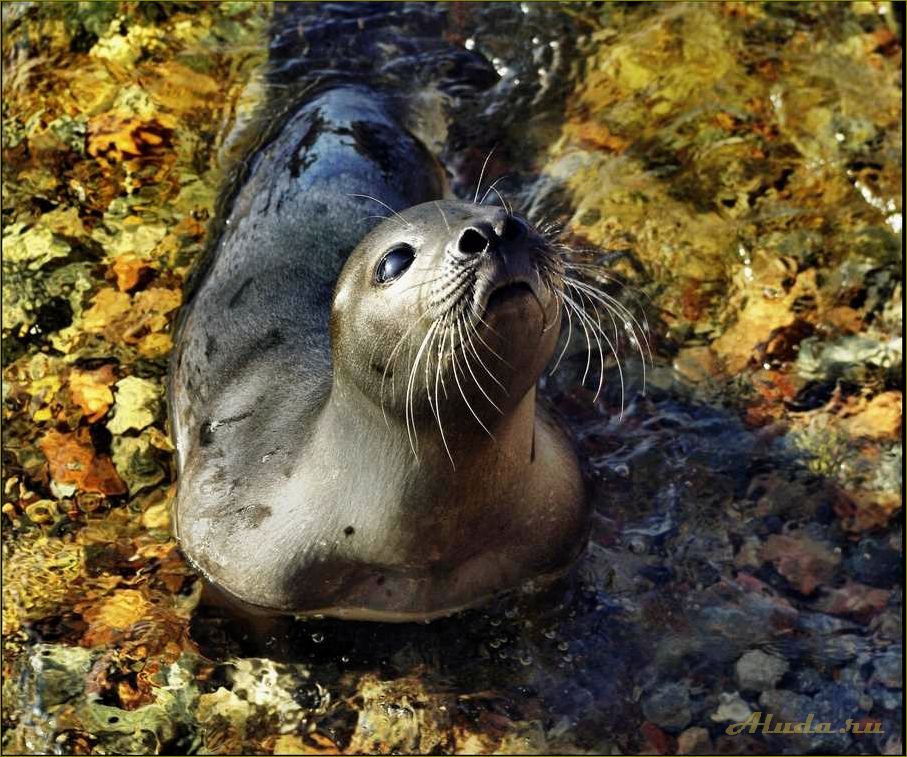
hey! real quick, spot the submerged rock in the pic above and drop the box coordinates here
[642,683,692,732]
[735,650,790,692]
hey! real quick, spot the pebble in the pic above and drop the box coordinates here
[710,691,751,723]
[758,688,812,722]
[676,726,712,755]
[736,649,789,691]
[811,681,863,724]
[868,685,901,712]
[871,648,903,689]
[642,682,692,731]
[792,667,823,694]
[673,346,720,383]
[845,538,900,588]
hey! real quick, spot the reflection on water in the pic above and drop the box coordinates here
[2,2,902,754]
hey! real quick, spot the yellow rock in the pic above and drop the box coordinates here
[107,376,162,434]
[82,288,132,332]
[272,735,310,755]
[138,332,173,359]
[93,589,150,630]
[2,537,85,634]
[141,500,171,531]
[841,392,902,440]
[69,366,117,422]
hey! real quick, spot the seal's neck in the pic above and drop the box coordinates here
[313,373,537,488]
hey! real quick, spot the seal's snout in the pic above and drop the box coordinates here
[455,210,527,257]
[457,226,491,255]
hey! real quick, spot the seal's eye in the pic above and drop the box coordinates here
[374,244,415,284]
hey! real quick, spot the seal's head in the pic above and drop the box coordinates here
[332,200,564,440]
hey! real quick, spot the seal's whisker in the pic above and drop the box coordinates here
[530,212,550,229]
[456,315,502,415]
[397,272,447,297]
[564,276,651,390]
[539,220,566,240]
[473,146,497,204]
[461,314,507,392]
[359,214,394,225]
[405,320,439,458]
[592,287,653,367]
[573,282,647,361]
[559,259,655,330]
[472,313,513,370]
[567,275,621,345]
[380,312,430,424]
[380,310,430,396]
[489,186,512,217]
[414,320,443,458]
[434,201,451,233]
[561,286,627,418]
[553,241,652,296]
[566,286,622,411]
[479,175,508,207]
[559,291,594,389]
[435,316,457,470]
[427,263,478,302]
[427,317,454,466]
[549,289,574,374]
[395,318,431,438]
[450,319,494,443]
[471,309,502,338]
[349,193,412,228]
[581,293,611,404]
[553,245,654,361]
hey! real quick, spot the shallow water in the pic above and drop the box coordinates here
[1,2,902,755]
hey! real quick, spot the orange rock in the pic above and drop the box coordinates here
[673,346,720,383]
[110,254,154,292]
[87,114,175,164]
[81,285,181,348]
[566,120,630,154]
[823,306,864,334]
[141,61,220,115]
[82,288,132,332]
[818,580,891,620]
[835,489,902,533]
[760,533,840,595]
[68,364,117,422]
[89,589,150,631]
[711,266,817,374]
[39,428,127,496]
[840,392,902,441]
[714,111,738,130]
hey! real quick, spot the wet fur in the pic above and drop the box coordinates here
[170,85,597,621]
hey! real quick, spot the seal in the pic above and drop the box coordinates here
[170,82,590,622]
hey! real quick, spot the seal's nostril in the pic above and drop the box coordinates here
[458,227,489,255]
[501,217,526,241]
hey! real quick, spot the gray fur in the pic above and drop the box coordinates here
[170,86,588,621]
